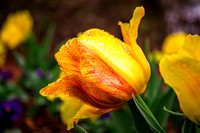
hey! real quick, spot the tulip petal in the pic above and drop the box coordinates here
[179,34,200,60]
[60,96,117,130]
[159,55,200,125]
[118,6,145,46]
[39,76,80,96]
[55,38,80,76]
[79,44,135,101]
[118,7,150,88]
[79,29,146,94]
[40,74,125,108]
[162,32,186,55]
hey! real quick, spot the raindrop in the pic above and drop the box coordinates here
[98,42,104,46]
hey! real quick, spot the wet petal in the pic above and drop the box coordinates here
[79,29,145,94]
[179,34,200,60]
[60,96,117,130]
[79,43,135,100]
[118,7,150,87]
[55,38,80,76]
[159,55,200,125]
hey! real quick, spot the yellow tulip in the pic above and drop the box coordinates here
[162,32,186,55]
[40,6,150,129]
[151,32,186,62]
[159,34,200,125]
[0,10,33,49]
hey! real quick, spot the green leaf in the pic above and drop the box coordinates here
[196,125,200,133]
[133,95,166,133]
[74,123,88,133]
[128,99,153,133]
[40,24,55,55]
[182,118,193,133]
[151,87,177,128]
[12,51,25,69]
[112,108,134,133]
[146,58,163,107]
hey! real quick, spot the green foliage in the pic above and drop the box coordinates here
[132,95,165,133]
[74,123,88,133]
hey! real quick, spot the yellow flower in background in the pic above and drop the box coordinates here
[162,32,186,55]
[40,6,150,129]
[159,34,200,125]
[0,10,33,49]
[0,41,6,66]
[151,32,186,62]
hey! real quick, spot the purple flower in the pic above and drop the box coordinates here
[99,113,111,119]
[35,68,43,78]
[0,68,13,81]
[0,99,23,125]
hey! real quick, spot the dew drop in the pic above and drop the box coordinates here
[98,42,104,46]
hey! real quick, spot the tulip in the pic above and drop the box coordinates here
[159,34,200,125]
[162,32,186,55]
[40,6,150,129]
[150,32,186,62]
[47,71,101,130]
[0,10,33,49]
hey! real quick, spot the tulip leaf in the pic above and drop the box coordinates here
[196,125,200,133]
[182,118,194,133]
[40,24,55,56]
[112,108,134,133]
[128,99,153,133]
[151,87,177,128]
[132,95,166,133]
[74,123,88,133]
[12,51,25,69]
[146,58,163,107]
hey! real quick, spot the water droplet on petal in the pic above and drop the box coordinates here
[98,42,104,46]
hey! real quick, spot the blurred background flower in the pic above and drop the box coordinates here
[0,99,23,128]
[0,10,33,49]
[150,32,186,62]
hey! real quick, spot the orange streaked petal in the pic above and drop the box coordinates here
[118,6,145,46]
[78,29,145,94]
[55,38,80,76]
[79,44,135,101]
[40,75,125,109]
[39,76,79,96]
